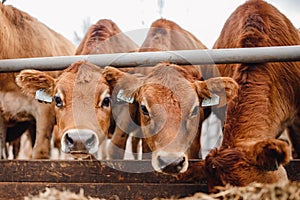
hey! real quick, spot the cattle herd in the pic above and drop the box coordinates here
[1,0,300,195]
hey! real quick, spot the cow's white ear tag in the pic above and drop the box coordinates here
[35,89,52,103]
[117,89,134,103]
[201,94,220,107]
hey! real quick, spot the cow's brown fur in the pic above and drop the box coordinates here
[76,19,139,55]
[17,61,112,159]
[108,18,209,160]
[74,19,138,159]
[0,3,75,158]
[139,18,206,52]
[180,147,288,192]
[17,19,139,159]
[103,62,238,173]
[180,0,300,191]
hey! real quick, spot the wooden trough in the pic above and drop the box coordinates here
[0,159,299,200]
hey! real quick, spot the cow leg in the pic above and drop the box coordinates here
[131,136,140,160]
[33,121,53,159]
[107,127,129,159]
[287,111,300,158]
[99,138,109,160]
[51,125,62,157]
[11,136,21,159]
[141,138,152,159]
[17,131,34,159]
[28,122,36,148]
[18,124,36,159]
[109,102,140,159]
[130,127,152,160]
[33,128,52,159]
[248,139,291,171]
[32,106,55,159]
[0,116,5,159]
[187,129,201,159]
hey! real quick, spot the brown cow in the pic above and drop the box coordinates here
[103,62,238,173]
[0,3,75,158]
[50,19,139,158]
[108,18,209,160]
[180,0,300,191]
[76,19,139,55]
[17,60,112,159]
[139,18,206,52]
[16,19,139,159]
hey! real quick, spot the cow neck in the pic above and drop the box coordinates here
[221,64,291,148]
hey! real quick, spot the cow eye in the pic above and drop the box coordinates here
[191,105,199,116]
[140,104,149,116]
[101,97,111,108]
[54,95,63,108]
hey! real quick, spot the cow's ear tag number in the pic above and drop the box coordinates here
[201,94,220,107]
[35,89,52,103]
[117,89,134,103]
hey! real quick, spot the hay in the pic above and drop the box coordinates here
[25,181,300,200]
[24,187,120,200]
[209,181,300,200]
[156,181,300,200]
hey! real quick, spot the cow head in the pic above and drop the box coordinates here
[103,62,238,173]
[16,60,112,159]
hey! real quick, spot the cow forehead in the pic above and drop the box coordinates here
[55,70,109,99]
[140,82,198,111]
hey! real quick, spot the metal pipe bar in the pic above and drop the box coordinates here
[0,45,299,72]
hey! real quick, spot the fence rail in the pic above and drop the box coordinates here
[0,159,299,200]
[0,45,300,72]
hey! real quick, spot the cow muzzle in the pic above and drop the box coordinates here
[152,151,188,174]
[61,129,99,156]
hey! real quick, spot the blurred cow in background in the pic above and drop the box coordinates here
[0,2,75,159]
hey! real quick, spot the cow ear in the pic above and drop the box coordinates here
[102,66,127,89]
[194,77,238,107]
[16,69,55,99]
[103,66,142,103]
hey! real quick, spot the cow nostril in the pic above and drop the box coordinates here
[65,133,74,146]
[61,129,99,155]
[176,157,185,171]
[85,134,96,148]
[158,155,186,174]
[158,156,185,167]
[157,155,167,167]
[179,156,185,166]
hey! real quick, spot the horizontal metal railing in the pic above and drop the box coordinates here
[0,45,299,72]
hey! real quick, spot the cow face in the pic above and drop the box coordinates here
[138,81,200,174]
[103,63,238,174]
[16,60,111,159]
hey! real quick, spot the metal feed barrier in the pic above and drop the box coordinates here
[0,46,300,200]
[0,45,299,71]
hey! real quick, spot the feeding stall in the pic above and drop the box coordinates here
[0,46,300,200]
